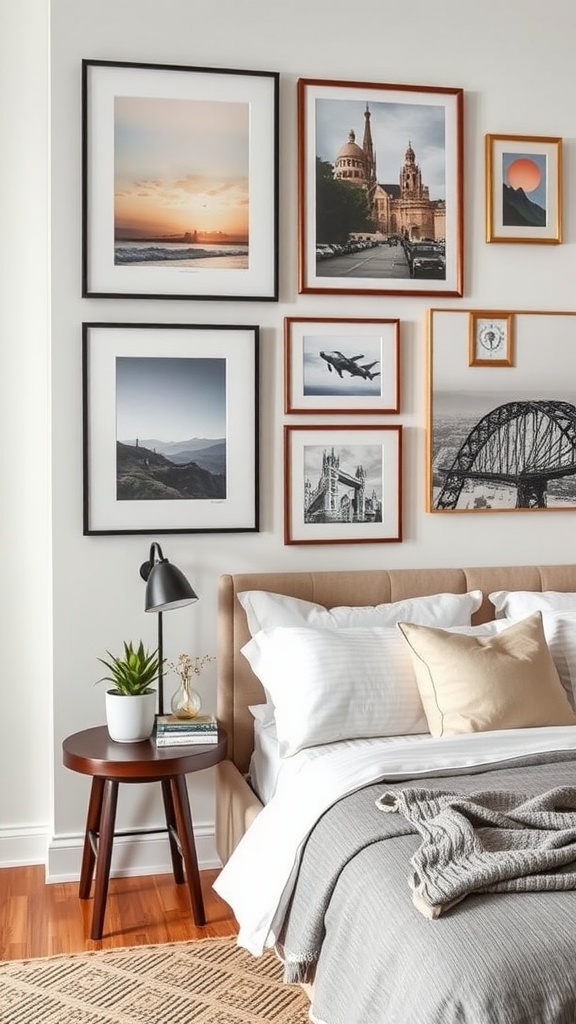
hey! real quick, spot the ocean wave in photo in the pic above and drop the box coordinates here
[115,241,248,269]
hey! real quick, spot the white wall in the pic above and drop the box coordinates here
[0,0,51,865]
[4,0,576,878]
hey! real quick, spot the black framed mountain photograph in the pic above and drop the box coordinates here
[82,322,259,534]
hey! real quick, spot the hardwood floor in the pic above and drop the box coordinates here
[0,865,237,960]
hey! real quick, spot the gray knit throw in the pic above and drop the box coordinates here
[377,786,576,918]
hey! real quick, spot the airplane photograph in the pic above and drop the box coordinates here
[320,350,381,381]
[303,335,382,398]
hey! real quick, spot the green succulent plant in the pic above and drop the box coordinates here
[97,641,161,696]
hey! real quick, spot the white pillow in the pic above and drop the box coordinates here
[248,703,276,728]
[238,589,484,636]
[504,609,576,709]
[489,593,576,708]
[489,590,576,618]
[241,622,501,757]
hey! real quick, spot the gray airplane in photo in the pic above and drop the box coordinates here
[319,350,380,381]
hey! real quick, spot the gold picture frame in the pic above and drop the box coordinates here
[485,134,562,244]
[469,311,514,367]
[427,308,576,513]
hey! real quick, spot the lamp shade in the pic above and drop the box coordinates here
[139,542,198,612]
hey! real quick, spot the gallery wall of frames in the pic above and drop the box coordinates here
[82,58,567,547]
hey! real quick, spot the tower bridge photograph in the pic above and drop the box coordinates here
[304,446,382,525]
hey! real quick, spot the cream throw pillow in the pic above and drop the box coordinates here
[397,612,576,737]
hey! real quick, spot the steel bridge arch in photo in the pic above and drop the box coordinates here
[434,400,576,509]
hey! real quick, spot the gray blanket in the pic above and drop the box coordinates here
[377,785,576,918]
[278,751,576,1024]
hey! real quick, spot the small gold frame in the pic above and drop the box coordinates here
[485,134,562,244]
[469,311,514,367]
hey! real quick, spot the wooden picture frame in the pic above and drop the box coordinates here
[82,59,279,299]
[284,424,402,544]
[427,308,576,513]
[83,322,259,535]
[284,316,400,414]
[298,77,463,296]
[485,134,562,244]
[469,312,514,367]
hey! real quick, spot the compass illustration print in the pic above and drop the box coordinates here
[477,321,505,357]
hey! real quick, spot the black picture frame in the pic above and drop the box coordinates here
[83,322,259,535]
[82,59,279,300]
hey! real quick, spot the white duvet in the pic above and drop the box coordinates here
[213,726,576,955]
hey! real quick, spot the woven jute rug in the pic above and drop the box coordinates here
[0,936,311,1024]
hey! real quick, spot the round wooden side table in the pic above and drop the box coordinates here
[62,725,227,940]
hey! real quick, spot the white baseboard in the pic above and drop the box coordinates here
[0,822,222,880]
[0,825,50,867]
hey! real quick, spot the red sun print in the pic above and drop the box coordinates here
[506,158,541,194]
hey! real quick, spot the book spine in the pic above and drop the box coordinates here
[156,726,217,733]
[156,735,218,746]
[156,735,218,742]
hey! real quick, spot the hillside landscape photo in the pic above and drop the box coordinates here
[117,437,226,501]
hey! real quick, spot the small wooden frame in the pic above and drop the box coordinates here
[469,312,514,367]
[284,424,402,545]
[284,316,400,414]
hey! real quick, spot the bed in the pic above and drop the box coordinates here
[213,564,576,1024]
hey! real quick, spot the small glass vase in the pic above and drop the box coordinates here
[170,679,202,719]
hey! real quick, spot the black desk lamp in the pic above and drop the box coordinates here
[139,541,198,715]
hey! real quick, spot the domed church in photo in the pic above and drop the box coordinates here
[333,104,445,242]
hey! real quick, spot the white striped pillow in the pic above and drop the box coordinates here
[238,589,484,636]
[241,624,501,757]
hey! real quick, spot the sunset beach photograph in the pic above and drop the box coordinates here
[114,94,250,269]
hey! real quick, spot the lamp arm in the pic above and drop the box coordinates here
[139,541,165,582]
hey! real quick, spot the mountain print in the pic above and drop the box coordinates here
[502,184,546,228]
[117,440,226,500]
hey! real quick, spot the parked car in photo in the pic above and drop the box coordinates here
[316,244,336,260]
[406,241,446,279]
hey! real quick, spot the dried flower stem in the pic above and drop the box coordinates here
[167,653,214,686]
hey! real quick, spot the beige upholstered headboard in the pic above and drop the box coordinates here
[217,564,576,775]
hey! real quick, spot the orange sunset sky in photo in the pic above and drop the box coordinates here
[114,96,250,240]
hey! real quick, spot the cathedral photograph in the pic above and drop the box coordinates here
[298,80,463,296]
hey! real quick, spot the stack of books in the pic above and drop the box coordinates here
[155,713,218,747]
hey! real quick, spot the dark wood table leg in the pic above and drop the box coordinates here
[170,774,205,926]
[79,776,105,899]
[160,778,185,884]
[91,778,119,940]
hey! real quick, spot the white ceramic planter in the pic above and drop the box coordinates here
[105,689,157,742]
